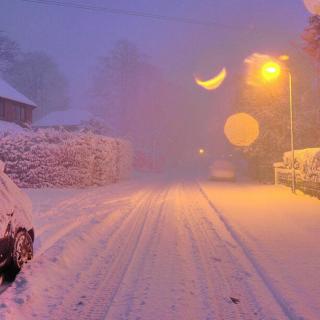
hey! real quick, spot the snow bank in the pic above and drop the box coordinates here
[0,129,132,188]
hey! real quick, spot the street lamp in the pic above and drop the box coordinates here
[261,61,281,81]
[262,60,296,193]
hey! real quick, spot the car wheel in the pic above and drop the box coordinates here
[12,230,33,271]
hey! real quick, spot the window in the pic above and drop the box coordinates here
[20,107,26,122]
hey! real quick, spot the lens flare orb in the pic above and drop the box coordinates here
[224,113,259,147]
[303,0,320,14]
[195,68,227,91]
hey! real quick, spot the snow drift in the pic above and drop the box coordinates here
[0,129,132,188]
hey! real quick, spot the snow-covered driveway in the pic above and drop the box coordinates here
[1,176,319,319]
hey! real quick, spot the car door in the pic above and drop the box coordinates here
[0,177,14,267]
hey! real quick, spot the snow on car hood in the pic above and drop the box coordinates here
[0,163,33,231]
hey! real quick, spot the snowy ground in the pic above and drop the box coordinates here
[0,175,320,320]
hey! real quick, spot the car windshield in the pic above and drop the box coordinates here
[0,174,13,212]
[0,172,32,216]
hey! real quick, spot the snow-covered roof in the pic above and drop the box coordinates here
[35,109,99,127]
[0,120,26,134]
[0,78,37,108]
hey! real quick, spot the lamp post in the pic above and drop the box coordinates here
[261,60,296,193]
[288,71,296,193]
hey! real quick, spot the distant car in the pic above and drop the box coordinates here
[0,161,34,273]
[209,160,236,182]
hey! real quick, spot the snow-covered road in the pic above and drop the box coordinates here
[1,176,319,319]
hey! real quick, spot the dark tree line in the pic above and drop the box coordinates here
[0,31,69,119]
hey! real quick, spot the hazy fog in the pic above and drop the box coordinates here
[0,0,311,168]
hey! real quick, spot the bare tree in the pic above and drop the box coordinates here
[91,40,145,135]
[232,47,320,181]
[91,40,180,169]
[0,31,19,74]
[302,15,320,62]
[4,51,69,119]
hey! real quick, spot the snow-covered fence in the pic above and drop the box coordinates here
[274,148,320,197]
[0,129,132,188]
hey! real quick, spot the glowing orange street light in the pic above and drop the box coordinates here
[261,61,281,82]
[198,148,205,156]
[261,59,296,193]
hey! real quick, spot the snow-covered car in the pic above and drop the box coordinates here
[209,160,236,182]
[0,161,34,273]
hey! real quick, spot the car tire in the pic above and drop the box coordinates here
[12,230,33,271]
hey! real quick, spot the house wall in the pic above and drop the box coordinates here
[0,97,33,123]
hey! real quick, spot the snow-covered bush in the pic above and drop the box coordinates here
[0,128,132,188]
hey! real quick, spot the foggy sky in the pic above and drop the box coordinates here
[0,0,312,166]
[0,0,309,108]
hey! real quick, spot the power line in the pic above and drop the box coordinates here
[20,0,248,30]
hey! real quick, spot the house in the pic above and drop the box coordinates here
[0,78,37,124]
[35,109,112,135]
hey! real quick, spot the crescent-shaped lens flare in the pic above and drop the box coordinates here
[303,0,320,15]
[195,68,227,91]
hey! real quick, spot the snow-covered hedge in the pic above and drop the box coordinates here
[0,129,132,188]
[282,148,320,181]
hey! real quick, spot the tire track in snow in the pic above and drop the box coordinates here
[104,182,279,320]
[104,183,217,320]
[50,185,168,320]
[197,182,299,320]
[35,198,132,259]
[77,185,170,320]
[35,197,131,239]
[47,188,155,320]
[0,179,301,320]
[179,183,267,319]
[32,190,147,268]
[103,185,171,319]
[0,187,153,319]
